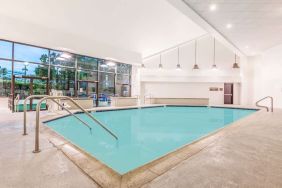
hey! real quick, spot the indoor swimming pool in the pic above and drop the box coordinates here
[46,106,256,174]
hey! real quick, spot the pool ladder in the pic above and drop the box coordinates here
[255,96,273,112]
[23,95,118,153]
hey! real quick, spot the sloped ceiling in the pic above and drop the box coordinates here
[0,0,206,63]
[182,0,282,56]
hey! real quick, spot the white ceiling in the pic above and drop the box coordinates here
[0,0,206,62]
[182,0,282,56]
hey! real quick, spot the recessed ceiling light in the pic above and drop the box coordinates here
[226,23,233,29]
[209,4,217,11]
[245,46,249,49]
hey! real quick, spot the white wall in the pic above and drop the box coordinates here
[136,36,242,105]
[142,82,224,105]
[143,36,240,76]
[239,56,254,105]
[251,44,282,108]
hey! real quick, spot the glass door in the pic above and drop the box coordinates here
[224,83,233,104]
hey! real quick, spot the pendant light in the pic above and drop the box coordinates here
[193,40,199,69]
[232,54,240,68]
[158,54,163,69]
[212,37,217,70]
[176,47,182,71]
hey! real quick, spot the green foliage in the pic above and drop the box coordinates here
[77,56,98,70]
[0,67,7,78]
[40,54,49,64]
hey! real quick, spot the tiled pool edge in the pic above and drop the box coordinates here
[40,107,261,188]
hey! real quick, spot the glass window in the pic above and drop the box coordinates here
[0,41,12,59]
[117,63,131,74]
[115,84,130,97]
[77,56,98,70]
[99,72,115,95]
[50,50,75,67]
[50,66,75,96]
[98,60,116,73]
[14,43,49,63]
[14,62,48,77]
[13,62,49,99]
[98,72,115,106]
[116,74,130,85]
[0,60,12,96]
[77,70,98,81]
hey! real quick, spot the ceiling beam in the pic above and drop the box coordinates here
[167,0,245,57]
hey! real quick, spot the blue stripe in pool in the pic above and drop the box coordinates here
[46,106,256,174]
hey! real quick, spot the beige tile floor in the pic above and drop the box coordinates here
[0,98,99,188]
[142,108,282,188]
[1,98,282,188]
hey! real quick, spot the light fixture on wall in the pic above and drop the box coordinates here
[232,54,240,68]
[60,53,72,59]
[106,61,116,67]
[212,37,217,70]
[176,47,182,71]
[158,54,163,69]
[141,63,145,68]
[56,57,65,61]
[100,60,108,68]
[193,40,199,70]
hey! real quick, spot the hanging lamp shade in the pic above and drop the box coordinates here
[176,47,182,70]
[212,64,217,70]
[232,54,240,68]
[158,54,163,69]
[176,63,181,70]
[212,37,217,70]
[193,64,199,69]
[193,40,199,69]
[232,62,240,68]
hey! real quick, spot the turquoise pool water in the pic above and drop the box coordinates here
[46,106,256,174]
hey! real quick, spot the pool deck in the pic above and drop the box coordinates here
[1,97,282,187]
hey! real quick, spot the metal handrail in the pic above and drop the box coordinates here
[23,95,48,135]
[33,96,118,153]
[14,94,20,112]
[255,96,273,112]
[23,95,92,135]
